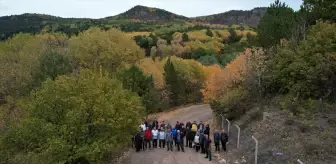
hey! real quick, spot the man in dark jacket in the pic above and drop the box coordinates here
[176,130,185,152]
[199,132,205,154]
[204,135,212,161]
[198,121,205,133]
[180,125,186,139]
[175,121,181,130]
[152,118,159,130]
[213,129,221,152]
[220,129,228,152]
[204,124,210,136]
[139,128,145,150]
[134,129,143,152]
[160,121,166,129]
[144,119,148,128]
[186,127,193,147]
[186,121,192,129]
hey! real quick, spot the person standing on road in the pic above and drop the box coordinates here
[175,121,181,130]
[220,129,228,152]
[204,135,212,161]
[140,122,146,132]
[176,130,185,152]
[144,119,148,128]
[139,128,145,151]
[194,132,200,152]
[160,121,166,129]
[186,126,193,147]
[134,128,143,152]
[186,121,192,129]
[152,127,159,148]
[158,128,166,148]
[172,127,178,147]
[152,118,159,130]
[214,129,221,152]
[180,124,186,145]
[144,127,152,150]
[191,121,198,143]
[166,122,172,130]
[165,128,174,151]
[204,124,210,136]
[199,132,205,154]
[198,121,205,133]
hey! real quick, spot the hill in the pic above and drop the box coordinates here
[193,7,267,27]
[0,5,267,40]
[107,5,188,21]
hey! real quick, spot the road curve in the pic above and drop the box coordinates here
[128,104,217,164]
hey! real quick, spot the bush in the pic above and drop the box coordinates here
[210,88,250,120]
[197,54,220,66]
[264,21,336,99]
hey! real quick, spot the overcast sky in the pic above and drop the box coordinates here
[0,0,302,18]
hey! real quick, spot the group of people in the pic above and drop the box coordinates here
[132,119,229,161]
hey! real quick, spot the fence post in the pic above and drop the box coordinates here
[297,159,303,164]
[221,115,224,129]
[226,119,231,136]
[252,136,258,164]
[235,124,240,149]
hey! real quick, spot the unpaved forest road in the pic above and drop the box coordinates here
[128,104,217,164]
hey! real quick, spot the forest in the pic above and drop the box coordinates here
[0,0,335,163]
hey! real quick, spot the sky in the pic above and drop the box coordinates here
[0,0,302,18]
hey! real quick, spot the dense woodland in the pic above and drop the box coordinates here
[0,0,335,163]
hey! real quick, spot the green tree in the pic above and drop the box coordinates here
[35,51,73,85]
[257,0,295,48]
[182,32,189,42]
[302,0,336,25]
[118,65,158,116]
[206,29,214,37]
[227,28,242,43]
[164,58,186,106]
[264,21,336,99]
[0,69,144,164]
[246,32,258,46]
[197,55,220,66]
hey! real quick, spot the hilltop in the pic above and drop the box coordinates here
[194,7,267,27]
[108,5,188,21]
[0,5,267,40]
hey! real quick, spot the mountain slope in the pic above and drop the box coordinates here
[108,5,188,21]
[193,7,267,27]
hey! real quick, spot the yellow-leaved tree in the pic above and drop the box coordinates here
[70,28,145,72]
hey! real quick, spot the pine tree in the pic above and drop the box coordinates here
[164,58,186,106]
[257,0,295,48]
[206,29,214,37]
[182,32,189,42]
[118,65,158,115]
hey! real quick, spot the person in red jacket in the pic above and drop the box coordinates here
[144,127,152,150]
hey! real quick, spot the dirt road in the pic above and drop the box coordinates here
[128,104,217,164]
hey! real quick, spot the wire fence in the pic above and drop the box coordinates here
[218,115,304,164]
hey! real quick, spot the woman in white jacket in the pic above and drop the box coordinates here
[152,127,159,148]
[158,128,166,148]
[194,132,200,152]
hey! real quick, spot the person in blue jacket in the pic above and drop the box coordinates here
[165,128,174,151]
[176,130,185,152]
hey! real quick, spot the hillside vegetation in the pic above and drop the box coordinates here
[0,5,264,40]
[204,0,336,163]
